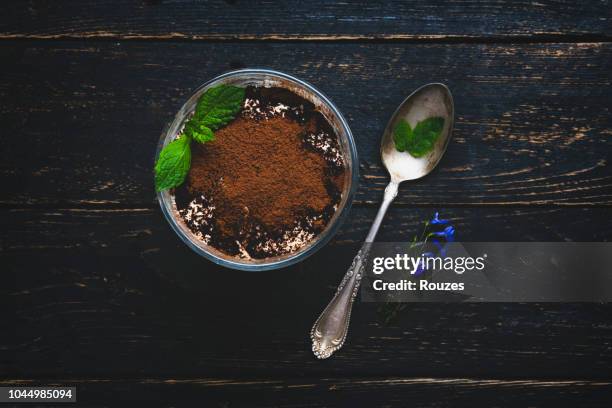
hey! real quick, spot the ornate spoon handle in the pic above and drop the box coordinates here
[310,181,398,359]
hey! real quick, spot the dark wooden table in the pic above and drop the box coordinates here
[2,1,611,406]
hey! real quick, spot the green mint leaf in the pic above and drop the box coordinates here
[182,84,244,143]
[193,85,245,130]
[154,135,192,192]
[153,85,245,192]
[408,117,445,157]
[394,117,445,157]
[393,119,412,152]
[185,121,214,144]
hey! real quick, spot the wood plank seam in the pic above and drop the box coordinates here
[0,34,611,44]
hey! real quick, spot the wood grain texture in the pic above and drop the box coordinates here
[1,2,611,403]
[1,41,610,207]
[1,377,611,407]
[6,260,612,379]
[2,207,611,253]
[0,0,610,40]
[3,207,612,379]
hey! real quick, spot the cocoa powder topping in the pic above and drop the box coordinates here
[174,86,346,259]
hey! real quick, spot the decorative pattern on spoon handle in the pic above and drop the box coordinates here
[310,242,370,359]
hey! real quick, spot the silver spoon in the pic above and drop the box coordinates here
[310,83,455,359]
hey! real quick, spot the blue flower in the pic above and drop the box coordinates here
[444,225,455,242]
[430,212,449,225]
[431,225,455,242]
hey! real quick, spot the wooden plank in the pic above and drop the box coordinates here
[1,207,611,253]
[1,377,611,407]
[3,207,612,379]
[1,41,610,207]
[0,0,610,40]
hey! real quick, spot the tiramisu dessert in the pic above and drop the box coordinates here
[159,85,346,259]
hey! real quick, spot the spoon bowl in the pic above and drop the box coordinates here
[381,83,454,183]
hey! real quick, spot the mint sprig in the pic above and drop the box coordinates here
[155,135,191,192]
[393,117,445,158]
[155,84,245,192]
[185,121,215,144]
[192,85,245,132]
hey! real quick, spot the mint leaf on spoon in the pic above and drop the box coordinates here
[393,119,411,152]
[393,117,445,158]
[410,117,445,157]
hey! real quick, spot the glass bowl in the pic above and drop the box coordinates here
[156,69,359,271]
